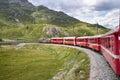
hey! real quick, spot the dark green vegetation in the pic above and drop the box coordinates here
[0,44,90,80]
[0,0,110,41]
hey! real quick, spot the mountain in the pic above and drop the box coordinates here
[0,0,109,41]
[0,0,35,25]
[32,5,80,27]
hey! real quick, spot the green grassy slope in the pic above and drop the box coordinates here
[0,24,45,41]
[0,44,90,80]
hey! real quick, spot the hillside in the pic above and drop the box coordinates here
[0,0,110,41]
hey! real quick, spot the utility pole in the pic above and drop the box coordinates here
[33,6,37,24]
[96,23,98,35]
[35,6,38,24]
[0,26,2,52]
[73,26,75,36]
[0,43,1,52]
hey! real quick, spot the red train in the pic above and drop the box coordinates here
[63,37,76,45]
[50,27,120,75]
[50,37,63,44]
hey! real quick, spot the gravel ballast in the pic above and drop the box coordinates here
[51,44,119,80]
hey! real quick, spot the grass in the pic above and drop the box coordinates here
[0,24,45,41]
[0,44,90,80]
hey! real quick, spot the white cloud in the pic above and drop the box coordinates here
[93,9,119,29]
[83,0,97,6]
[28,0,120,29]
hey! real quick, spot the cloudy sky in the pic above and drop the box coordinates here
[28,0,120,29]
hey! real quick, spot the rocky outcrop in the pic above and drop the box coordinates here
[42,25,69,38]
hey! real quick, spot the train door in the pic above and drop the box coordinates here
[118,29,120,75]
[118,32,120,58]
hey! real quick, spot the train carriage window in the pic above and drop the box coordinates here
[106,38,108,48]
[108,36,114,53]
[103,37,109,49]
[89,38,97,44]
[58,39,63,41]
[111,37,114,52]
[105,38,107,48]
[101,38,104,46]
[108,38,110,48]
[77,39,84,42]
[103,39,105,46]
[101,36,114,53]
[109,38,110,48]
[102,38,106,47]
[106,38,110,48]
[104,38,105,47]
[65,39,74,41]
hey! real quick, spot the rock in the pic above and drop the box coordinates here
[42,25,69,38]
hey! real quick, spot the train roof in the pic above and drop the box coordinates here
[51,37,63,39]
[63,37,76,39]
[77,36,89,39]
[87,35,102,38]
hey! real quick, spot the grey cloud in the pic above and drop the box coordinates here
[28,0,120,12]
[28,0,83,12]
[58,4,82,12]
[94,0,120,11]
[47,0,83,13]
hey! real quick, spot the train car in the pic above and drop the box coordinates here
[63,37,76,45]
[101,27,120,75]
[88,35,101,51]
[50,37,63,44]
[76,36,88,47]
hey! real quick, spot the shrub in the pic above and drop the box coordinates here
[0,38,2,41]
